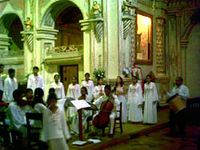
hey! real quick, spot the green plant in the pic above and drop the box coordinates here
[93,68,105,79]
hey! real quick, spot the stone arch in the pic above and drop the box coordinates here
[181,9,200,47]
[41,0,84,28]
[0,13,24,55]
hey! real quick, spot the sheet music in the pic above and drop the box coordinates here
[71,100,91,110]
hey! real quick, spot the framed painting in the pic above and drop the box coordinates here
[135,11,153,65]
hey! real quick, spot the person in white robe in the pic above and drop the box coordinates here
[93,85,120,136]
[50,73,65,99]
[3,68,18,102]
[127,76,144,122]
[71,87,91,133]
[143,75,159,124]
[0,64,6,92]
[93,78,105,102]
[7,89,27,137]
[66,77,81,133]
[114,76,127,123]
[81,73,94,100]
[41,93,70,150]
[27,66,44,92]
[32,88,46,113]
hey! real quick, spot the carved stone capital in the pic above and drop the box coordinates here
[79,18,104,42]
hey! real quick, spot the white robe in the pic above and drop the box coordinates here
[27,74,44,92]
[116,86,127,123]
[50,81,65,99]
[7,102,27,136]
[93,85,105,100]
[3,77,18,102]
[41,108,70,150]
[143,82,159,124]
[127,83,144,122]
[67,83,80,100]
[66,83,81,133]
[81,80,94,99]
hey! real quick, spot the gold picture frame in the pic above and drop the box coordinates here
[135,11,153,65]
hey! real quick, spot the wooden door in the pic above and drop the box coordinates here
[60,65,78,95]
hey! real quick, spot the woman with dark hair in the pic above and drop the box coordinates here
[114,76,127,123]
[127,76,143,123]
[143,74,159,124]
[32,88,46,113]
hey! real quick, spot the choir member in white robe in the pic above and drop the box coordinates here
[114,76,127,123]
[0,64,6,91]
[143,75,159,124]
[93,78,105,102]
[127,76,144,122]
[66,77,80,133]
[27,66,44,92]
[50,74,65,99]
[72,87,91,133]
[41,93,70,150]
[3,68,18,102]
[81,73,94,100]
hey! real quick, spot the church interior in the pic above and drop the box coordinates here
[0,0,200,149]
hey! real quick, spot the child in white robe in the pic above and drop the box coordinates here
[41,93,70,150]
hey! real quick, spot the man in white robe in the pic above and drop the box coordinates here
[81,73,94,100]
[27,66,44,92]
[3,68,18,102]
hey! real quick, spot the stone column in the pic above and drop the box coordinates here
[156,17,166,76]
[0,34,10,58]
[156,17,169,106]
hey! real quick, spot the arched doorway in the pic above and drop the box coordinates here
[41,1,83,92]
[0,13,24,57]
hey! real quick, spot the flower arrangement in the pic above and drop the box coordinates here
[93,68,105,79]
[122,67,130,78]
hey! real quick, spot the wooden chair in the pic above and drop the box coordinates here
[113,102,123,134]
[26,112,43,149]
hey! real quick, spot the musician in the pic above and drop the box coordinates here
[167,76,189,100]
[167,76,189,136]
[93,84,120,136]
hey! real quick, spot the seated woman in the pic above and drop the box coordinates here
[32,88,46,113]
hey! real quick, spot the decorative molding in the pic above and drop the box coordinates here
[122,15,133,39]
[79,18,104,42]
[44,46,83,65]
[156,18,166,76]
[36,28,58,40]
[0,56,24,65]
[21,31,33,52]
[47,45,83,55]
